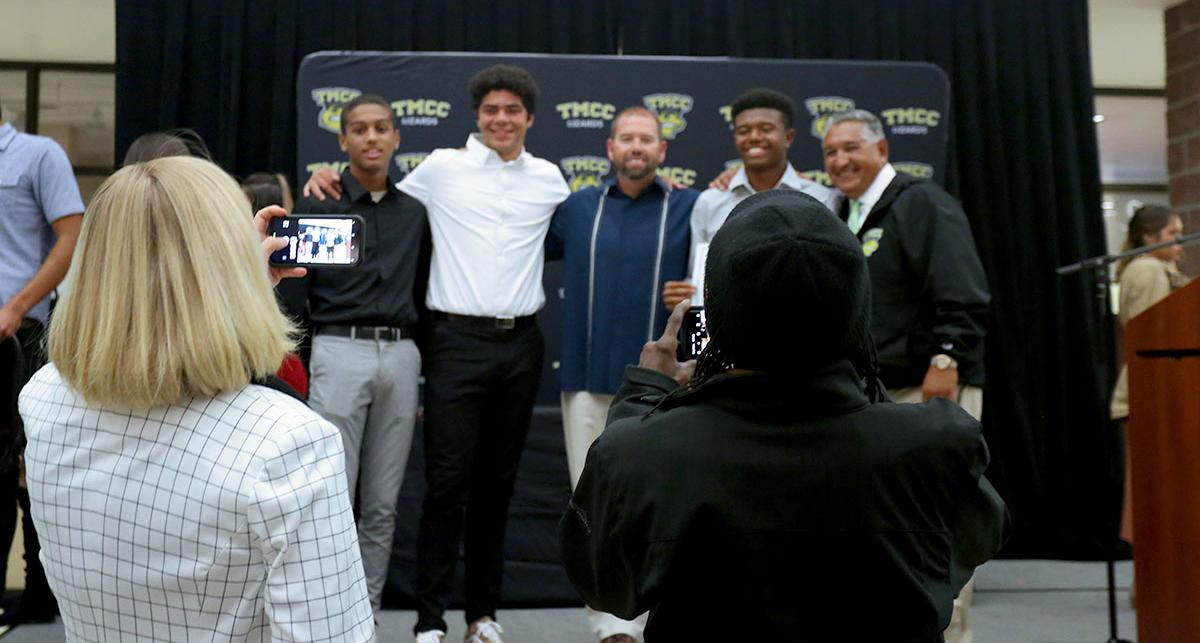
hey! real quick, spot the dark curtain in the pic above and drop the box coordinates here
[117,0,1115,562]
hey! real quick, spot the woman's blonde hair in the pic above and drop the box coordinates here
[49,156,296,407]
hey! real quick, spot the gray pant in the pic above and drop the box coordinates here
[308,334,421,614]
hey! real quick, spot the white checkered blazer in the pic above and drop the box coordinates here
[19,365,375,642]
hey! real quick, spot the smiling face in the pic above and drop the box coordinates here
[476,89,533,161]
[339,103,399,175]
[607,111,666,181]
[823,120,889,200]
[733,107,794,173]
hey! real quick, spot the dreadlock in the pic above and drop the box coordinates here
[644,337,734,417]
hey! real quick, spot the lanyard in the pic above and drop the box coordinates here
[586,184,672,358]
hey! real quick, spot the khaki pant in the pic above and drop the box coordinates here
[889,385,983,643]
[562,391,647,642]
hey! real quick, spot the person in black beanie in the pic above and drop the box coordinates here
[558,189,1009,641]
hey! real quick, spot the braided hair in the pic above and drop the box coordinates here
[647,189,884,416]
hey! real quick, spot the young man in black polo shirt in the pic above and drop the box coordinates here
[295,94,430,620]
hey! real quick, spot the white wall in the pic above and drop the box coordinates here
[1090,0,1170,89]
[0,0,115,63]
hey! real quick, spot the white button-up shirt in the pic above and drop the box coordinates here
[689,163,837,257]
[19,365,375,642]
[399,134,570,317]
[854,162,897,222]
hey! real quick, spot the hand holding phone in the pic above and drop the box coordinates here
[268,214,364,267]
[675,306,709,362]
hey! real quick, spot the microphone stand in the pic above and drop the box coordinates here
[1057,230,1200,643]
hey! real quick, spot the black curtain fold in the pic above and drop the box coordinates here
[116,0,1116,560]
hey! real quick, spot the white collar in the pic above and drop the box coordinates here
[466,133,527,166]
[729,162,805,194]
[854,163,896,215]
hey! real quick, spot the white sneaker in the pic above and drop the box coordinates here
[415,630,445,643]
[465,619,504,643]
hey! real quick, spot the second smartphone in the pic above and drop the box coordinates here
[268,214,364,267]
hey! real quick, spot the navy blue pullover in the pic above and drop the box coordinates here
[546,177,698,394]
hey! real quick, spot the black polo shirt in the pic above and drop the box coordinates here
[294,171,430,327]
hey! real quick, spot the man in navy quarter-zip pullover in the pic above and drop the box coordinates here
[545,105,698,643]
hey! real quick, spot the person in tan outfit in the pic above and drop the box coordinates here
[1111,204,1189,605]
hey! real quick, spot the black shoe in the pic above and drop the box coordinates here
[0,596,58,626]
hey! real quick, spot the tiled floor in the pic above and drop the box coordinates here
[0,559,1138,642]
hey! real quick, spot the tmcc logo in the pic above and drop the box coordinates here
[311,87,363,133]
[560,156,612,192]
[655,166,697,188]
[305,160,350,175]
[556,101,616,130]
[892,162,935,179]
[804,96,856,139]
[643,93,694,140]
[880,107,941,135]
[391,99,451,127]
[799,169,831,187]
[395,153,430,175]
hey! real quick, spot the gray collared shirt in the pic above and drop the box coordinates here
[689,163,837,258]
[0,122,84,322]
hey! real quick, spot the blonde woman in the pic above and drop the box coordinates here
[17,157,375,641]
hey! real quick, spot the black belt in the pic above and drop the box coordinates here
[318,324,412,341]
[430,311,536,330]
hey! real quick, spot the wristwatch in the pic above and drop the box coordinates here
[930,354,958,370]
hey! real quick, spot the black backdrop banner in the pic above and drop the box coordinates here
[117,0,1116,603]
[295,52,949,193]
[296,51,950,408]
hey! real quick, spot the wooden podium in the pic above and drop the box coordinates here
[1126,278,1200,641]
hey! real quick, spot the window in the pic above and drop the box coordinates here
[0,70,26,130]
[0,62,116,205]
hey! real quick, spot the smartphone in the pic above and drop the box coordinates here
[676,306,709,361]
[268,214,363,267]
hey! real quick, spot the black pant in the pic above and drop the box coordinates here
[414,319,543,633]
[0,323,54,606]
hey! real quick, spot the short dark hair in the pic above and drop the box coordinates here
[610,106,661,139]
[468,64,538,115]
[730,88,797,129]
[122,129,212,166]
[340,94,393,133]
[241,173,294,213]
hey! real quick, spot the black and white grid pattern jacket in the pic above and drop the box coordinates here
[19,365,375,642]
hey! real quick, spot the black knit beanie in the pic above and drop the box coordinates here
[704,189,871,373]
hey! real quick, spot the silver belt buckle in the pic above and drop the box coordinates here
[374,327,393,340]
[496,316,516,330]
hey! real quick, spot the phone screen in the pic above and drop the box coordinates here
[268,214,362,267]
[676,306,709,361]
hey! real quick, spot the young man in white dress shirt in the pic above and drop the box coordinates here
[305,64,569,643]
